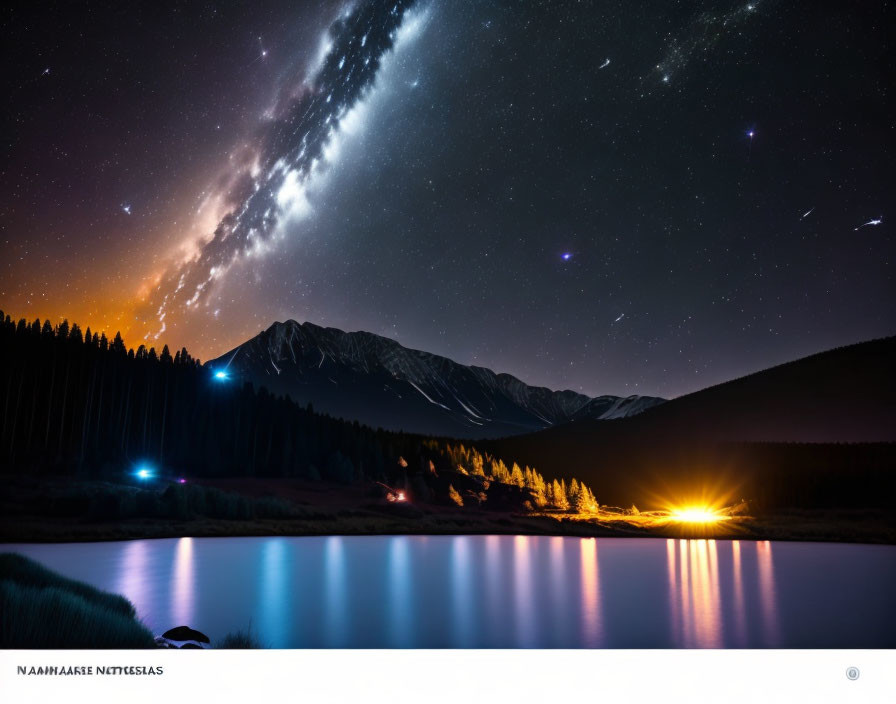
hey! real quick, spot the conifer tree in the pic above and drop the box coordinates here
[472,452,484,476]
[575,484,595,513]
[511,462,524,488]
[569,477,580,502]
[532,470,547,506]
[554,479,569,510]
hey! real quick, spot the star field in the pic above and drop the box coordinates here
[2,0,893,397]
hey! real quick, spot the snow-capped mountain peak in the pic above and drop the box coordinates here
[207,320,665,438]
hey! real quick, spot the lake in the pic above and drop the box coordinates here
[6,536,895,648]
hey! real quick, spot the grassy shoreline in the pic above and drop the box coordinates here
[3,510,894,545]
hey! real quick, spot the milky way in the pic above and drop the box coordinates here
[147,1,422,340]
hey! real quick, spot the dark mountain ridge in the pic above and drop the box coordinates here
[486,336,896,508]
[207,320,664,438]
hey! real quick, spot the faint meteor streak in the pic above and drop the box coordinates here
[854,217,882,231]
[800,207,814,220]
[599,58,610,69]
[614,313,625,323]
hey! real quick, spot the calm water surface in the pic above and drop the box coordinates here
[7,536,895,648]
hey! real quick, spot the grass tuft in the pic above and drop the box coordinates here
[216,626,262,649]
[0,553,155,649]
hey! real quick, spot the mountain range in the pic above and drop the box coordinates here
[206,320,664,438]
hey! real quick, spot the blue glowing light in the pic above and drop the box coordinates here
[214,370,229,380]
[561,253,572,260]
[136,466,153,480]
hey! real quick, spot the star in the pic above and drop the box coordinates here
[122,204,132,215]
[561,252,572,260]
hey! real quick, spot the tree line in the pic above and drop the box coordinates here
[0,312,601,512]
[434,441,598,511]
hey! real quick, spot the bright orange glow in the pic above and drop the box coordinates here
[669,506,729,524]
[532,495,748,537]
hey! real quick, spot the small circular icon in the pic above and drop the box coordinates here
[846,667,860,681]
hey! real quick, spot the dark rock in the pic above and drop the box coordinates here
[162,626,210,644]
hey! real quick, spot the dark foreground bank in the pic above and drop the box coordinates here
[0,553,262,648]
[0,553,156,648]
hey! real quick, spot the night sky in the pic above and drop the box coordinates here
[2,0,892,398]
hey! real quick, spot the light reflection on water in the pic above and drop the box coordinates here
[513,535,535,647]
[549,535,567,643]
[323,536,347,647]
[580,537,601,647]
[116,540,148,620]
[259,537,288,647]
[6,536,895,648]
[170,537,195,628]
[665,538,757,647]
[757,540,780,646]
[731,540,747,646]
[451,536,474,647]
[387,536,412,647]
